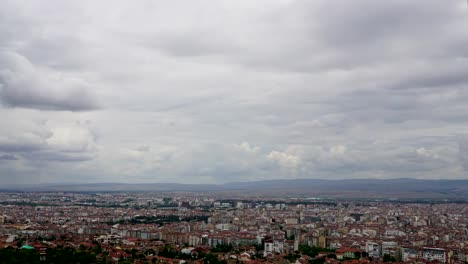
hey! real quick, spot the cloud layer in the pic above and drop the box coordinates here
[0,52,99,111]
[0,0,467,184]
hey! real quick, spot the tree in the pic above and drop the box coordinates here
[131,248,138,261]
[211,243,233,253]
[383,254,396,262]
[284,253,300,262]
[75,251,97,264]
[94,242,102,254]
[204,253,222,264]
[309,257,325,264]
[159,246,178,259]
[299,245,334,258]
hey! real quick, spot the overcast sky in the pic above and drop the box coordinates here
[0,0,467,184]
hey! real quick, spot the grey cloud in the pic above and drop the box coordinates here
[0,118,97,166]
[389,61,468,91]
[0,0,467,183]
[153,32,238,57]
[458,136,468,170]
[300,141,460,179]
[25,151,94,162]
[229,1,467,73]
[308,1,453,48]
[0,52,99,111]
[134,145,151,152]
[0,154,18,160]
[0,141,43,153]
[379,90,466,123]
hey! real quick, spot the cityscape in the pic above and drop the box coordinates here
[0,188,467,263]
[1,0,468,263]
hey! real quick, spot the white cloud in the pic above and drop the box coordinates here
[46,126,95,153]
[236,142,260,154]
[267,150,300,168]
[415,147,439,159]
[330,145,347,156]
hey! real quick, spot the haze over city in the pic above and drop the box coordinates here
[1,0,468,185]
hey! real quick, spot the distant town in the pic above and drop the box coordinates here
[1,191,467,263]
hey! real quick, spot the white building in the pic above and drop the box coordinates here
[402,247,418,261]
[264,240,284,256]
[365,241,380,258]
[422,247,446,263]
[285,218,298,225]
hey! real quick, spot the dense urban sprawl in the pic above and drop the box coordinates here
[0,192,467,263]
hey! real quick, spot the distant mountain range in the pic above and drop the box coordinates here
[2,178,468,199]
